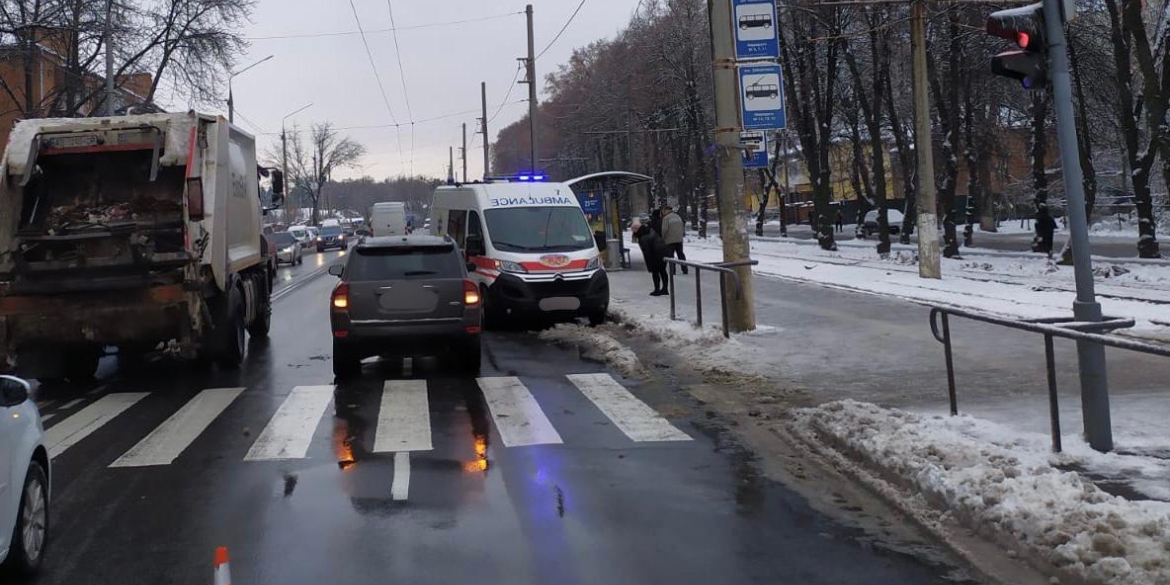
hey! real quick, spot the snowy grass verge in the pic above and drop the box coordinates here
[790,400,1170,585]
[538,324,645,378]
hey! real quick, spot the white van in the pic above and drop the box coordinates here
[430,181,608,325]
[370,202,408,237]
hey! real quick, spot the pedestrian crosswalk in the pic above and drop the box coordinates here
[37,374,693,470]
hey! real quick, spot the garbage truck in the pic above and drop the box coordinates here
[0,112,283,380]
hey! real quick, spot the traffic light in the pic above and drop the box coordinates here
[987,2,1047,89]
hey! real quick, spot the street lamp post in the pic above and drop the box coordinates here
[281,102,313,213]
[227,55,274,123]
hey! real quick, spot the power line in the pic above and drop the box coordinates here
[348,0,405,173]
[385,0,415,176]
[489,63,524,124]
[264,102,525,136]
[245,12,523,40]
[536,0,587,60]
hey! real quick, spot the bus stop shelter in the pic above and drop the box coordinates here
[565,171,653,270]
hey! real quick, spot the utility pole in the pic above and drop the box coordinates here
[525,4,538,171]
[781,131,791,238]
[448,146,455,185]
[910,0,941,278]
[104,0,115,116]
[480,82,491,179]
[1037,0,1111,451]
[708,0,755,332]
[461,123,468,183]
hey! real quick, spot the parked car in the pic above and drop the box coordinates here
[316,225,349,252]
[272,232,303,265]
[328,235,483,378]
[863,209,906,236]
[0,376,49,577]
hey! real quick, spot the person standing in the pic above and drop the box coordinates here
[634,222,670,296]
[1036,212,1058,257]
[661,204,687,275]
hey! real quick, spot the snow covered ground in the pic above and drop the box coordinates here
[674,234,1170,342]
[790,400,1170,585]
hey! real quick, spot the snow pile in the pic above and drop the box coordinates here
[792,400,1170,585]
[538,324,644,378]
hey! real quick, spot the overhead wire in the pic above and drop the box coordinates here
[348,0,405,174]
[244,11,524,41]
[536,0,587,60]
[263,102,525,136]
[489,62,525,124]
[385,0,416,176]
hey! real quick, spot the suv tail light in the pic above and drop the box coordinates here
[463,279,481,306]
[331,283,349,310]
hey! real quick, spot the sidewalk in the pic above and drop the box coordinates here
[537,242,1170,584]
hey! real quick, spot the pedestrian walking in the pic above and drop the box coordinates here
[1036,212,1057,257]
[835,209,844,233]
[661,204,687,274]
[634,222,670,296]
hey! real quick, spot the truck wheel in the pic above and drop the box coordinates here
[63,349,100,383]
[217,288,246,369]
[248,275,271,338]
[2,460,48,577]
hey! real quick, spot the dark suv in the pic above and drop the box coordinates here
[317,225,349,252]
[328,235,483,378]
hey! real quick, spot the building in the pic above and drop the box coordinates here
[0,26,155,148]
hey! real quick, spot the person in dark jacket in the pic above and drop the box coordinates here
[649,209,663,238]
[634,222,670,296]
[1035,212,1058,257]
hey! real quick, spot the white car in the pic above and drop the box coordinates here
[272,232,304,265]
[287,227,313,250]
[0,376,49,576]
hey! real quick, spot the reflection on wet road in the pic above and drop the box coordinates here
[27,255,973,585]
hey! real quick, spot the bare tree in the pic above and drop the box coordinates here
[280,123,366,226]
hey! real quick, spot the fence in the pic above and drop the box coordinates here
[928,305,1170,452]
[665,259,758,338]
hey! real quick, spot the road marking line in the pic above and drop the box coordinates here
[44,393,149,458]
[373,380,432,453]
[402,357,413,377]
[476,377,563,447]
[391,452,410,501]
[40,413,55,423]
[566,373,691,442]
[57,398,85,411]
[243,385,334,461]
[110,388,245,468]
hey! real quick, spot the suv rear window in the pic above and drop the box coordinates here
[347,245,463,281]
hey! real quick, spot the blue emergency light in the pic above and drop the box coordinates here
[515,174,546,182]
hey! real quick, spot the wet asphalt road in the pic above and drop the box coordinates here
[19,251,971,585]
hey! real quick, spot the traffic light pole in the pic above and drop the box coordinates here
[1041,0,1111,451]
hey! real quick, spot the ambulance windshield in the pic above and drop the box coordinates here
[484,207,594,252]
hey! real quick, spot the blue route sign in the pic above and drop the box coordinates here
[739,63,785,130]
[742,131,768,169]
[733,0,779,60]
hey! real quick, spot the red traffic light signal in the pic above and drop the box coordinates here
[987,2,1047,89]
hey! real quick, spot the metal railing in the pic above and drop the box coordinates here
[665,259,758,338]
[929,305,1170,452]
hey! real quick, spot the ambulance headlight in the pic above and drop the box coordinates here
[496,259,527,274]
[584,256,600,270]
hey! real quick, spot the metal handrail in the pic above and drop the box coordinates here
[928,305,1169,453]
[664,258,758,337]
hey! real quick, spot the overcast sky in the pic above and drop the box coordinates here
[169,0,642,181]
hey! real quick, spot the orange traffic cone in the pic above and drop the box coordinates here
[214,546,232,585]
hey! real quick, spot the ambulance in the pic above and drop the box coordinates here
[429,177,608,326]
